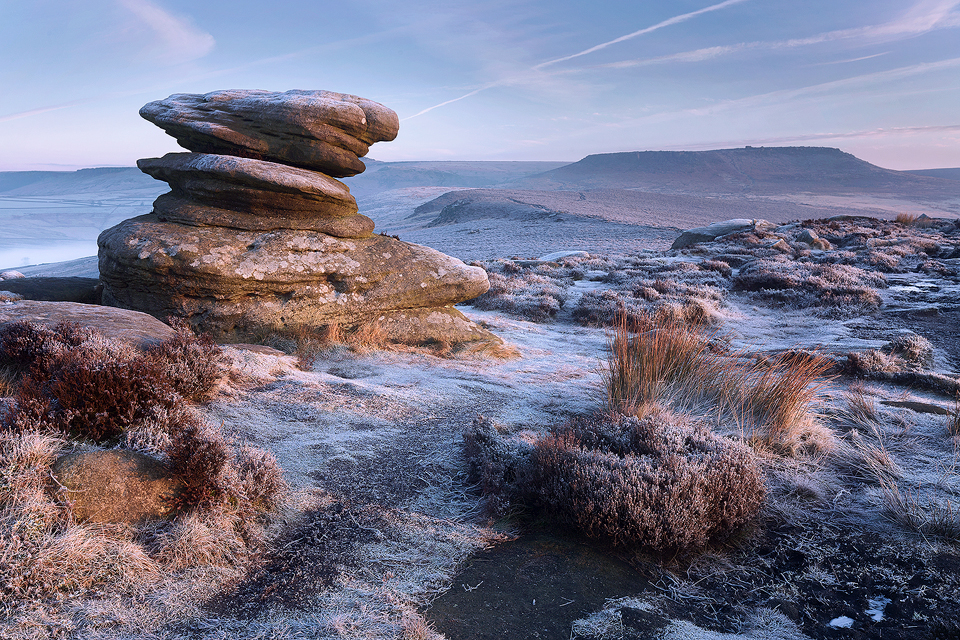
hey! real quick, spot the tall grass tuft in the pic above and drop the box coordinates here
[603,312,833,455]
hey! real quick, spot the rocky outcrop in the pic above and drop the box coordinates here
[0,300,175,349]
[51,449,181,524]
[139,89,399,177]
[99,90,494,344]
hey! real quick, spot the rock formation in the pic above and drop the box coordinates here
[98,89,494,344]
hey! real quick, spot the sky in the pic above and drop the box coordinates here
[1,0,959,171]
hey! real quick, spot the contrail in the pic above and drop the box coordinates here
[405,0,748,120]
[403,87,489,121]
[534,0,750,70]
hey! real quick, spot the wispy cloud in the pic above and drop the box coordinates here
[682,57,960,116]
[532,0,749,70]
[601,0,960,71]
[405,0,748,120]
[0,101,89,123]
[116,0,215,62]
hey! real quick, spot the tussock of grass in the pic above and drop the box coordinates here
[881,479,960,542]
[603,313,833,456]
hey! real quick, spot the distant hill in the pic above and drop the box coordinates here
[511,147,959,198]
[905,168,960,181]
[0,167,161,196]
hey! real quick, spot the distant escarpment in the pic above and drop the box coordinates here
[513,147,959,197]
[98,89,494,345]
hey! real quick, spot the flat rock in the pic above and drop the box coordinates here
[140,90,399,177]
[537,250,589,261]
[671,219,766,249]
[98,214,491,343]
[374,307,501,345]
[52,449,181,524]
[153,193,374,237]
[138,153,358,218]
[0,300,175,349]
[0,277,100,304]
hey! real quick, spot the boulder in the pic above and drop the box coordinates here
[98,215,492,342]
[51,449,182,524]
[139,89,400,177]
[0,271,25,280]
[138,153,358,217]
[153,193,374,236]
[0,300,176,349]
[671,219,763,249]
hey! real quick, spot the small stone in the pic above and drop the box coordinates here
[51,449,182,524]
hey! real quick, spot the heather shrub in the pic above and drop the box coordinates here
[16,350,176,442]
[885,333,934,369]
[732,258,884,314]
[0,321,95,379]
[470,271,568,322]
[164,416,235,511]
[147,322,225,402]
[465,411,766,553]
[463,415,537,516]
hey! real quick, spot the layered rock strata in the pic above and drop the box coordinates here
[99,89,494,344]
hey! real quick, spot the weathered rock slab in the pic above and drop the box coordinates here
[0,300,176,349]
[51,449,181,524]
[671,219,773,249]
[140,90,399,177]
[153,193,374,237]
[138,153,358,217]
[98,215,491,342]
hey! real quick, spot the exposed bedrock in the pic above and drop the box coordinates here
[98,215,492,343]
[137,153,359,218]
[100,88,495,346]
[139,89,400,177]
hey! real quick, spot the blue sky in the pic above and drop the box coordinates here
[1,0,959,171]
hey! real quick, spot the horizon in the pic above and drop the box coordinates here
[1,145,959,175]
[2,1,960,171]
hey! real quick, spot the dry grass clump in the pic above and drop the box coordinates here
[0,428,161,605]
[880,480,960,542]
[603,314,833,456]
[950,395,960,438]
[464,411,765,554]
[260,320,390,367]
[895,212,919,225]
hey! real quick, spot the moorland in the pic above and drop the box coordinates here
[1,146,960,640]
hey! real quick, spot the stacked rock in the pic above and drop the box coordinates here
[98,89,494,344]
